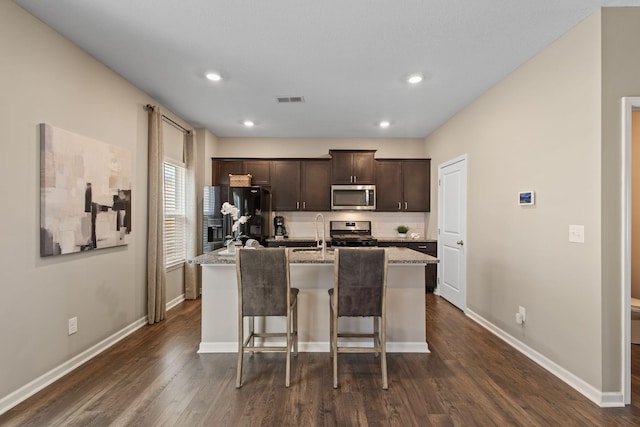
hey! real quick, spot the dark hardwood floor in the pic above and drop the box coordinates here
[2,294,640,426]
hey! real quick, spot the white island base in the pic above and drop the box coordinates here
[199,262,429,353]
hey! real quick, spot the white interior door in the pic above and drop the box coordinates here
[437,155,467,311]
[622,98,640,405]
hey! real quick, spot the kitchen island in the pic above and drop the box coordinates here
[191,247,438,353]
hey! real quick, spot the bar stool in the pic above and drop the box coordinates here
[235,248,298,388]
[329,248,388,389]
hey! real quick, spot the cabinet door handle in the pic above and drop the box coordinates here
[354,175,357,183]
[296,202,300,209]
[302,201,306,209]
[457,240,464,246]
[398,202,401,210]
[418,245,427,249]
[405,202,408,210]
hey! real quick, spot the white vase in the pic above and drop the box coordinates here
[398,232,407,238]
[227,240,238,254]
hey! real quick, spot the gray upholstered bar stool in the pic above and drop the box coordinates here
[235,248,298,388]
[329,248,389,389]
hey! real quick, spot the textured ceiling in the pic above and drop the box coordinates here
[15,0,640,138]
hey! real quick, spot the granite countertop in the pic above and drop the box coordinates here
[376,238,437,243]
[265,237,436,243]
[265,237,329,243]
[191,246,438,265]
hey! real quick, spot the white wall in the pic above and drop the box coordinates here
[424,11,603,390]
[196,128,220,188]
[215,137,426,159]
[0,1,192,406]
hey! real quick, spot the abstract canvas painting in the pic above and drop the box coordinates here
[40,123,132,257]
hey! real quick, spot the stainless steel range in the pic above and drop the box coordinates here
[329,221,378,247]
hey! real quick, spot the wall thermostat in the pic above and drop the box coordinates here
[518,191,535,206]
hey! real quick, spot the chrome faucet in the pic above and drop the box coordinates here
[314,213,326,258]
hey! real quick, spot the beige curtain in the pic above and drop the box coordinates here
[147,105,166,324]
[184,130,198,299]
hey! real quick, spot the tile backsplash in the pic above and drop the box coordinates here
[273,211,430,239]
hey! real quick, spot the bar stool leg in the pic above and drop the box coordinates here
[381,315,388,389]
[293,300,298,356]
[332,310,338,388]
[329,301,333,358]
[236,315,244,388]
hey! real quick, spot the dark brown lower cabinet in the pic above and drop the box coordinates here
[379,241,437,293]
[265,240,321,248]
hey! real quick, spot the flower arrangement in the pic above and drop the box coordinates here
[221,202,251,243]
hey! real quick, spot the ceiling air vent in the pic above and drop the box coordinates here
[276,96,305,103]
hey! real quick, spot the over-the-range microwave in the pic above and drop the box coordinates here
[331,184,376,211]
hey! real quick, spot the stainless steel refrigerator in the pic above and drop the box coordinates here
[202,185,226,253]
[202,185,271,253]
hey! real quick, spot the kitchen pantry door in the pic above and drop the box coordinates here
[437,155,467,311]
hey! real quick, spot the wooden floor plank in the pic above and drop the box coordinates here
[2,294,640,426]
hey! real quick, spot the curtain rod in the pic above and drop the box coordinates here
[145,104,192,135]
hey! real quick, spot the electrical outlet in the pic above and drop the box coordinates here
[68,317,78,335]
[569,225,585,243]
[518,306,526,323]
[516,312,523,324]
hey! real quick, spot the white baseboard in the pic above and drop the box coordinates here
[198,341,429,354]
[465,309,624,408]
[198,342,237,353]
[0,316,148,416]
[166,294,185,311]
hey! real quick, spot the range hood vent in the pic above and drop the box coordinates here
[276,96,305,103]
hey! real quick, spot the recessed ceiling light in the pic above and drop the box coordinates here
[206,72,222,81]
[379,120,390,128]
[407,74,423,84]
[243,120,255,127]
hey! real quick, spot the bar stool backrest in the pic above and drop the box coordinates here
[237,248,289,317]
[335,248,386,317]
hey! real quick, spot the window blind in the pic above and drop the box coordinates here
[164,161,186,268]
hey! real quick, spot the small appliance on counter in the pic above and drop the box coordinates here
[274,215,288,240]
[330,220,378,247]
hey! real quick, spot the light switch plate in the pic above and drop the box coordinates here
[569,225,585,243]
[68,317,78,335]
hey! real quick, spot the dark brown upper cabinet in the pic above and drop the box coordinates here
[271,161,301,211]
[242,160,270,185]
[271,160,331,211]
[300,160,331,211]
[330,150,376,184]
[212,160,242,185]
[212,159,270,186]
[376,159,430,212]
[212,154,429,213]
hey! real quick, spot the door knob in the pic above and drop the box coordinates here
[456,240,464,246]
